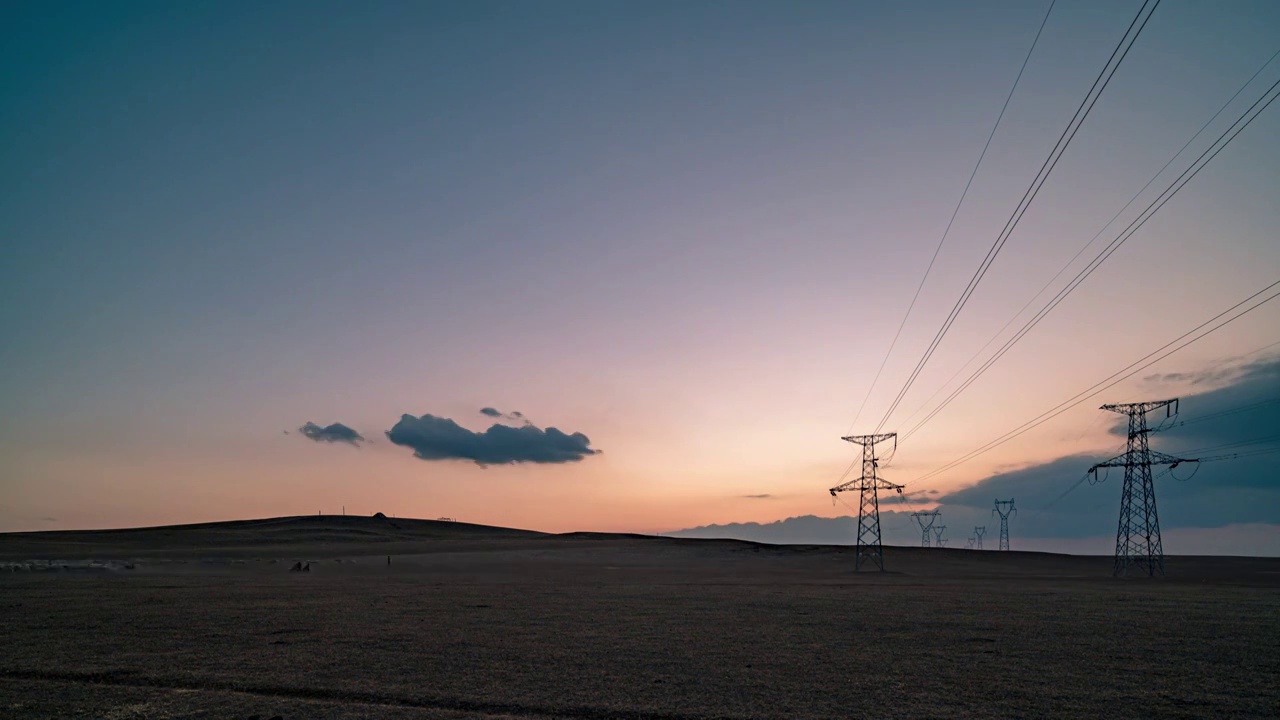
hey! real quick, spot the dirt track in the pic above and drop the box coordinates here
[2,516,1278,719]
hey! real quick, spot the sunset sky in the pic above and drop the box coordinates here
[3,1,1279,553]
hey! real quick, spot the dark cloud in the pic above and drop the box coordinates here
[479,407,527,423]
[934,356,1280,536]
[742,494,774,499]
[299,422,365,446]
[386,413,598,466]
[672,357,1280,551]
[1144,366,1241,387]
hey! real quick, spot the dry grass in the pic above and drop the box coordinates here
[2,516,1278,719]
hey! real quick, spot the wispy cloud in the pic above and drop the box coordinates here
[480,407,527,423]
[298,422,365,446]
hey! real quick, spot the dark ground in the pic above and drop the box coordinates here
[2,515,1278,719]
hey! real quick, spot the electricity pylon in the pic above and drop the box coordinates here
[1088,399,1198,578]
[830,433,903,571]
[966,537,976,549]
[993,499,1016,550]
[911,510,940,547]
[974,526,986,550]
[932,525,947,548]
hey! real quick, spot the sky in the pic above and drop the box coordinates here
[3,1,1279,554]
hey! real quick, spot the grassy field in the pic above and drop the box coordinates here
[2,515,1278,719]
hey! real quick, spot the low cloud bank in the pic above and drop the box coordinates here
[673,356,1280,554]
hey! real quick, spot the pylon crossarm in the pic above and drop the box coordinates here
[1100,399,1177,415]
[840,433,897,446]
[829,479,860,496]
[1089,450,1128,471]
[1147,450,1198,467]
[876,479,905,493]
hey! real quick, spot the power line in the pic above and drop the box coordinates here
[1197,446,1280,463]
[907,278,1280,487]
[873,0,1162,434]
[1037,349,1280,508]
[896,46,1280,433]
[900,67,1280,442]
[1045,428,1280,510]
[911,281,1280,484]
[1164,432,1280,457]
[842,0,1057,436]
[1155,397,1280,431]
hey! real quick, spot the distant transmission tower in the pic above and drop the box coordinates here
[932,525,947,548]
[974,526,986,550]
[993,499,1016,551]
[911,510,940,547]
[966,537,976,549]
[830,433,903,571]
[1088,399,1198,577]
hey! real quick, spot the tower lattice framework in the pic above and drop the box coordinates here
[993,499,1016,551]
[1088,399,1197,577]
[830,433,903,571]
[974,526,986,550]
[912,510,940,548]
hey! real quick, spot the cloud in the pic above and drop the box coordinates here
[742,494,774,499]
[674,516,1280,554]
[299,422,365,446]
[671,356,1280,554]
[480,407,527,423]
[933,355,1280,536]
[1144,367,1239,387]
[1144,353,1280,389]
[671,511,921,545]
[386,413,598,466]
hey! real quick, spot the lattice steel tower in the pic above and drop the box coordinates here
[912,510,940,547]
[974,526,986,550]
[932,524,947,548]
[830,433,903,571]
[993,499,1016,551]
[1088,399,1197,577]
